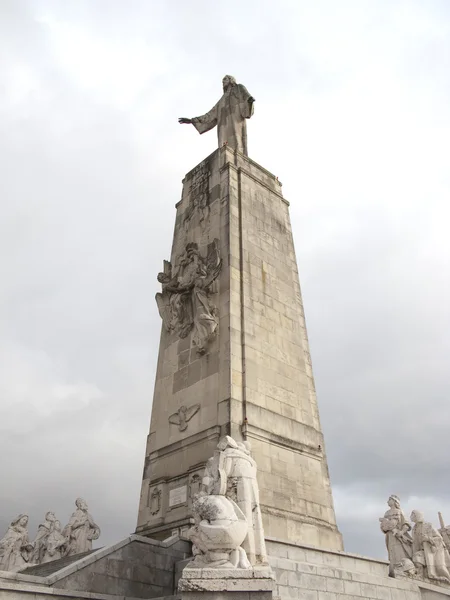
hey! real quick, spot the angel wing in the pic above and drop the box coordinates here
[155,291,174,332]
[168,412,181,426]
[185,403,200,422]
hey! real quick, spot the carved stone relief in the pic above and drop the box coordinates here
[149,487,162,516]
[189,473,202,501]
[155,239,222,354]
[169,404,200,431]
[183,162,210,229]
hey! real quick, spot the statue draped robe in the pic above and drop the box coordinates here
[64,509,100,556]
[412,521,450,582]
[0,525,31,571]
[220,445,268,566]
[379,507,412,576]
[191,84,254,156]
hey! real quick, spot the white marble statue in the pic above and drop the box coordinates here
[217,437,268,565]
[187,435,267,569]
[42,520,67,563]
[379,495,412,576]
[0,515,33,572]
[179,75,255,156]
[411,509,450,584]
[32,511,56,564]
[63,498,100,556]
[439,512,450,553]
[187,494,250,569]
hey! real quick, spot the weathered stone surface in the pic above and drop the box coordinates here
[183,436,267,571]
[136,146,342,550]
[179,75,255,156]
[3,537,450,600]
[0,515,33,572]
[411,510,450,585]
[156,240,222,355]
[1,534,190,599]
[379,495,412,576]
[63,498,100,556]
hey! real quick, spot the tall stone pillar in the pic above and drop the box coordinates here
[136,146,343,551]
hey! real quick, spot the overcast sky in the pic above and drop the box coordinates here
[1,0,449,560]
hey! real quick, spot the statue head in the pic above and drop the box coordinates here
[11,514,28,528]
[222,75,236,92]
[410,510,424,524]
[388,495,401,509]
[45,511,56,522]
[54,520,62,531]
[75,498,88,511]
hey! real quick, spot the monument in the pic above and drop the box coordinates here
[136,73,343,551]
[2,74,450,600]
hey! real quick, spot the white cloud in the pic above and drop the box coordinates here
[0,0,449,556]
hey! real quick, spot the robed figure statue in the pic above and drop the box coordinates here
[179,75,255,156]
[379,495,412,577]
[63,498,100,556]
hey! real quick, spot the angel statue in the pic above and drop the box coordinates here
[156,239,222,354]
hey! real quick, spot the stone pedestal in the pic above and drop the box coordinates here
[136,146,343,550]
[178,567,275,600]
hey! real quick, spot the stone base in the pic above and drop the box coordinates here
[178,566,275,600]
[2,535,450,600]
[266,537,450,600]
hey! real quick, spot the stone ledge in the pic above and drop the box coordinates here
[179,577,275,593]
[266,537,389,566]
[181,568,274,580]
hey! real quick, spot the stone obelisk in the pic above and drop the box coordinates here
[136,76,343,551]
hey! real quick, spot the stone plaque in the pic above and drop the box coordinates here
[169,485,187,507]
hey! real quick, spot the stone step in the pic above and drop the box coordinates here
[21,550,98,577]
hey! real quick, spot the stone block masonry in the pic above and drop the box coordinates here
[136,146,342,551]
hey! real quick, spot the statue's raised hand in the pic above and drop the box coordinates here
[178,117,192,124]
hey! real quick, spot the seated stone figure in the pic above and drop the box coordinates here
[411,510,450,584]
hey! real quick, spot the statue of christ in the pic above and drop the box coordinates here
[179,75,255,156]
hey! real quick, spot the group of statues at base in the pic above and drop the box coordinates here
[380,495,450,586]
[185,435,267,570]
[0,498,100,573]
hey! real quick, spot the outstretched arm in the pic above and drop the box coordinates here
[179,101,219,135]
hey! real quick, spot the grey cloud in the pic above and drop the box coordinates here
[1,0,449,562]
